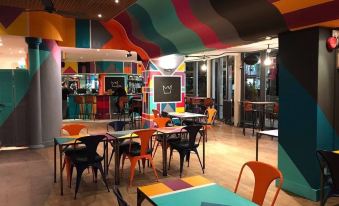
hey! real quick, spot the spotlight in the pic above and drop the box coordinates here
[201,61,207,71]
[126,51,132,58]
[115,0,119,3]
[97,14,102,18]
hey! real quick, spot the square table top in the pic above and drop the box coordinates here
[257,129,278,137]
[54,135,81,145]
[107,127,187,140]
[168,112,206,118]
[138,175,257,206]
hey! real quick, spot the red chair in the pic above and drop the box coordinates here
[234,161,283,206]
[61,124,88,136]
[121,129,159,187]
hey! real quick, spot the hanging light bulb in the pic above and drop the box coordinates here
[201,61,207,71]
[264,44,272,66]
[264,56,272,66]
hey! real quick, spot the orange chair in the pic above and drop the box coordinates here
[121,129,159,187]
[152,109,160,118]
[61,124,88,136]
[60,124,88,185]
[201,107,217,141]
[152,117,174,158]
[234,161,284,206]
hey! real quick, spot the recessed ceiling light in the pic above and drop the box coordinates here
[98,14,102,18]
[115,0,119,3]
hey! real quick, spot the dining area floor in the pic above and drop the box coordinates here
[0,120,337,206]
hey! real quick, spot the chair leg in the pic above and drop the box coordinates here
[93,167,98,183]
[108,148,115,168]
[74,165,87,199]
[97,163,110,192]
[149,158,159,181]
[121,154,126,176]
[194,149,204,174]
[152,141,160,158]
[186,151,191,167]
[179,152,186,178]
[129,158,138,187]
[69,164,74,188]
[168,148,173,170]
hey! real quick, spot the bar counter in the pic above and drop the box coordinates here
[67,93,142,119]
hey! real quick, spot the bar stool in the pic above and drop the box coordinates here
[242,101,258,136]
[74,95,85,119]
[85,95,97,120]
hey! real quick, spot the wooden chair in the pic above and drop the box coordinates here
[234,161,284,206]
[121,129,159,187]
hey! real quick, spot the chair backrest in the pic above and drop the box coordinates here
[317,150,339,192]
[204,98,214,107]
[206,107,217,124]
[152,109,160,118]
[243,101,253,112]
[108,121,125,131]
[181,125,203,147]
[234,161,283,206]
[118,95,128,111]
[61,124,88,136]
[131,129,156,156]
[112,186,129,206]
[153,117,171,128]
[75,135,105,163]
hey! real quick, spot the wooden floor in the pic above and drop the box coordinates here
[0,120,338,206]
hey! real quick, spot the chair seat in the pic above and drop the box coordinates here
[119,141,140,154]
[170,141,199,150]
[126,146,153,156]
[156,135,180,142]
[71,153,104,163]
[63,146,87,156]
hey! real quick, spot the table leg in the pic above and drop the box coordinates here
[203,128,206,169]
[114,140,120,185]
[256,133,260,161]
[162,134,168,176]
[137,188,146,206]
[54,141,57,183]
[59,145,63,195]
[104,141,108,176]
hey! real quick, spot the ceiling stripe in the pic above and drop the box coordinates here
[283,0,339,29]
[127,4,178,55]
[210,0,287,41]
[189,0,246,46]
[115,12,161,58]
[136,0,208,54]
[272,0,333,14]
[172,0,230,49]
[291,19,339,31]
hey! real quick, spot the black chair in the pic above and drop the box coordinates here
[107,121,140,168]
[316,150,339,206]
[107,120,126,132]
[69,135,109,199]
[168,125,204,177]
[113,186,129,206]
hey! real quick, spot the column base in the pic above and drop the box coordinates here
[29,144,44,149]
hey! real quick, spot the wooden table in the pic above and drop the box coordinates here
[255,129,278,161]
[53,134,108,195]
[137,175,257,206]
[107,126,207,185]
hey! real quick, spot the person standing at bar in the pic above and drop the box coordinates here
[62,82,70,119]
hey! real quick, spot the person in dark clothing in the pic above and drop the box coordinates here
[62,82,70,119]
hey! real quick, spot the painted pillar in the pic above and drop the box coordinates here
[26,37,43,148]
[234,54,241,126]
[278,27,336,201]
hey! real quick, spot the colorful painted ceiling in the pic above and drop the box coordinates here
[115,0,339,58]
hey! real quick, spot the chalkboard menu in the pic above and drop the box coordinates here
[105,76,125,92]
[154,76,181,103]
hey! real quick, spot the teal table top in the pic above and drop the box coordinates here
[152,183,257,206]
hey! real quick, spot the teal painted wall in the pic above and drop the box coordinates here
[278,27,336,201]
